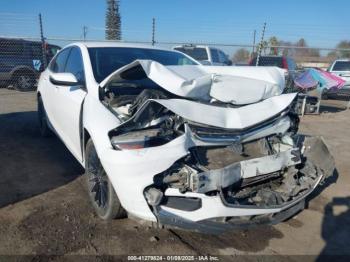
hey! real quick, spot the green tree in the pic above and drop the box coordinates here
[296,38,307,47]
[105,0,121,40]
[256,40,268,56]
[295,38,308,57]
[336,41,350,58]
[327,51,338,59]
[232,48,250,63]
[279,40,293,56]
[268,36,279,55]
[308,48,320,57]
[295,38,320,57]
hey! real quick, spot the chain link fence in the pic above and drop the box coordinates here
[1,11,350,114]
[0,37,61,91]
[0,13,46,91]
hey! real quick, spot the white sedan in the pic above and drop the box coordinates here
[37,42,334,233]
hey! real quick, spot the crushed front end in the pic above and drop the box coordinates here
[149,134,334,233]
[106,99,334,233]
[100,61,335,233]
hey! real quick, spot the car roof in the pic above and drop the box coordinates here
[0,37,40,44]
[71,41,170,51]
[173,44,208,48]
[254,55,287,58]
[61,42,200,65]
[333,59,350,62]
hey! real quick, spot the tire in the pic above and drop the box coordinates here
[321,90,329,100]
[85,139,126,220]
[13,72,36,91]
[37,96,53,137]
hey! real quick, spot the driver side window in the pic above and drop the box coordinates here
[64,47,85,84]
[49,48,71,73]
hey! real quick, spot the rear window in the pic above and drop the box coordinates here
[174,47,208,61]
[332,61,350,71]
[250,56,284,68]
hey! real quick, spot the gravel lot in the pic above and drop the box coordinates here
[0,89,349,260]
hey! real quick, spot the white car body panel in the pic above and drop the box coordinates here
[129,94,296,130]
[101,60,286,106]
[37,42,334,232]
[99,115,293,221]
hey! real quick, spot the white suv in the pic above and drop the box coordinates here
[324,59,350,98]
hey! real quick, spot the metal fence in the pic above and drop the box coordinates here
[0,36,61,91]
[0,13,48,91]
[1,12,350,99]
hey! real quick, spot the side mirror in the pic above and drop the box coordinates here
[49,72,78,86]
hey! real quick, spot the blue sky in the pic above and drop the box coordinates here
[0,0,349,55]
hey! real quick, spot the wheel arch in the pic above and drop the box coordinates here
[83,128,91,155]
[10,66,38,81]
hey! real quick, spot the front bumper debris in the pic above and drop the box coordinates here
[157,199,306,234]
[150,136,335,233]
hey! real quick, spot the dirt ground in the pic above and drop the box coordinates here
[0,88,349,261]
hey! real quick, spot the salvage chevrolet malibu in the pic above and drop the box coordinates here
[37,42,334,233]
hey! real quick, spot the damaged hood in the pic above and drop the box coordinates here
[100,60,286,105]
[120,93,296,130]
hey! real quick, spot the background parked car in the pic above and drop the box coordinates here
[173,44,232,65]
[249,55,297,71]
[249,55,298,91]
[323,59,350,99]
[0,37,60,91]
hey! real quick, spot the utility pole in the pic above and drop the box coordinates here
[152,18,155,46]
[252,30,256,58]
[83,25,88,41]
[256,22,266,66]
[39,13,47,68]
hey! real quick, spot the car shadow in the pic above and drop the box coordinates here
[306,169,339,205]
[316,196,350,261]
[0,111,84,208]
[319,105,345,113]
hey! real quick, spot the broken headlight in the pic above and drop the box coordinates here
[110,128,167,150]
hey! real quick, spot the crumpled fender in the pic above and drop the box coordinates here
[301,136,335,179]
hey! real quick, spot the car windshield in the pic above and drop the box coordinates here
[174,47,208,61]
[251,57,284,68]
[88,47,197,82]
[332,61,350,71]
